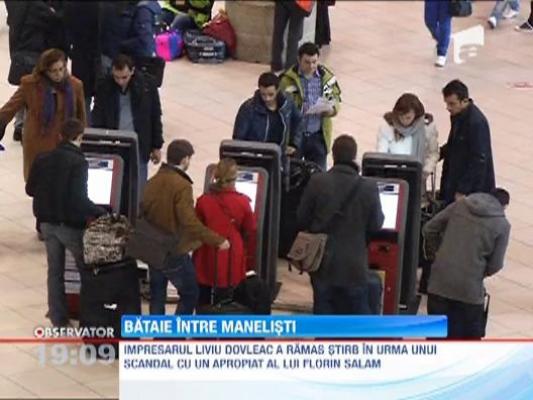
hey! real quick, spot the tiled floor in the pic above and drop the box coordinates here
[1,1,533,397]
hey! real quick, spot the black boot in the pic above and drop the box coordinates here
[13,126,22,142]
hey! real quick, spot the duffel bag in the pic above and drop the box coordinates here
[184,30,226,64]
[83,214,131,266]
[156,29,184,61]
[202,11,236,57]
[134,56,166,87]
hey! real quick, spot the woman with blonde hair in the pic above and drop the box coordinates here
[377,93,439,182]
[0,48,87,181]
[193,158,257,306]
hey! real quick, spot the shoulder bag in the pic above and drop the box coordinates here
[287,179,361,274]
[125,215,179,268]
[449,0,472,17]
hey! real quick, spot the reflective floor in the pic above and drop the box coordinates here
[0,1,532,397]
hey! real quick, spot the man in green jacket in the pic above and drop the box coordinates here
[280,42,341,171]
[161,0,214,32]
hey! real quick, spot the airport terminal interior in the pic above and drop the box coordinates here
[0,0,532,397]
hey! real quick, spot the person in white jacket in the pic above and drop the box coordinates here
[377,93,439,182]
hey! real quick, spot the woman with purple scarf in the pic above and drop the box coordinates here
[0,48,87,181]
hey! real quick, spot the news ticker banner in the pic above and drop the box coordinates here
[120,341,533,400]
[120,315,447,338]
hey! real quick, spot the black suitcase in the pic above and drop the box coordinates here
[279,158,322,258]
[184,30,226,64]
[79,258,141,352]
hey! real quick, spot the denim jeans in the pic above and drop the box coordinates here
[40,223,85,326]
[14,108,25,130]
[424,0,452,57]
[427,293,486,339]
[302,132,327,172]
[171,14,197,33]
[138,161,148,206]
[490,0,520,22]
[149,254,199,315]
[311,277,371,315]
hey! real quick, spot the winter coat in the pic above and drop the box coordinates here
[424,193,511,304]
[0,74,86,181]
[120,0,162,58]
[141,164,225,255]
[440,100,495,204]
[193,187,257,288]
[25,142,104,229]
[91,72,163,163]
[233,90,303,151]
[64,1,100,97]
[297,162,384,286]
[280,64,341,152]
[5,0,65,57]
[377,113,439,176]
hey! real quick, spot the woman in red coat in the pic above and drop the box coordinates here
[193,158,257,305]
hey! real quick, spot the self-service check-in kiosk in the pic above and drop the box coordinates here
[367,178,409,314]
[81,128,140,222]
[66,129,139,318]
[363,152,422,314]
[203,165,269,273]
[219,140,282,299]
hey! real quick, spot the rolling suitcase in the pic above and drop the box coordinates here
[279,158,322,258]
[196,251,251,315]
[79,258,141,352]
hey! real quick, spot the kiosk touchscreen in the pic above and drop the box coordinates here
[368,179,409,314]
[86,154,124,213]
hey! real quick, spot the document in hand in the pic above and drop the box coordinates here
[305,97,334,115]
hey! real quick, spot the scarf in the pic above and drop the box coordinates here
[41,76,75,132]
[384,112,427,166]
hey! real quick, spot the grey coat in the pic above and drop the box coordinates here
[297,163,384,286]
[424,193,511,305]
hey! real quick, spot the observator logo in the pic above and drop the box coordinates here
[33,325,115,338]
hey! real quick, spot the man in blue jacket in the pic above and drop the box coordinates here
[233,72,302,156]
[439,80,496,205]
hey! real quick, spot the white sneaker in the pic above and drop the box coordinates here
[487,16,497,29]
[503,9,519,19]
[435,56,446,67]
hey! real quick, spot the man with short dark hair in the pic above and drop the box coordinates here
[141,139,230,315]
[233,72,302,155]
[26,118,105,327]
[297,134,384,314]
[424,188,511,339]
[440,79,495,205]
[92,53,164,196]
[280,42,341,171]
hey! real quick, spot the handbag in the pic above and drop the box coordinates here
[83,214,131,267]
[134,56,166,87]
[287,179,362,274]
[449,0,472,17]
[202,11,237,57]
[125,215,179,268]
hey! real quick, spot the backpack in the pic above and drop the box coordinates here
[83,214,132,267]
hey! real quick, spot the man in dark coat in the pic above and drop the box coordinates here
[5,0,65,142]
[92,54,163,197]
[297,135,384,314]
[440,79,496,205]
[233,72,302,155]
[26,119,105,327]
[64,1,100,121]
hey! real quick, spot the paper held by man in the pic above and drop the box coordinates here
[305,97,334,115]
